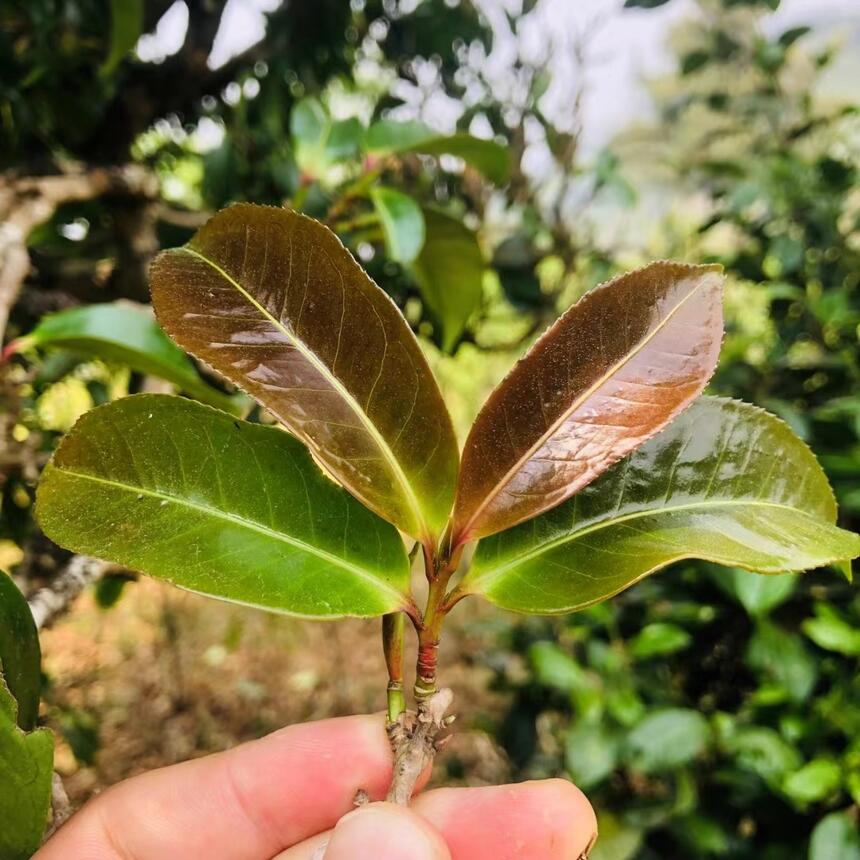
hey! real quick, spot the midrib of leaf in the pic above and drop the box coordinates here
[179,246,427,538]
[51,465,406,605]
[468,498,837,592]
[458,280,712,538]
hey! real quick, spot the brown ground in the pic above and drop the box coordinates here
[40,578,514,807]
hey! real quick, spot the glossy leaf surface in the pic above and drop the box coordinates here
[36,395,411,618]
[452,261,725,543]
[412,209,484,352]
[9,303,243,415]
[371,187,426,264]
[0,573,41,731]
[466,397,860,614]
[0,680,53,860]
[150,204,459,541]
[364,120,509,184]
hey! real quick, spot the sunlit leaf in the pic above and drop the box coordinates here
[452,262,725,543]
[0,573,40,731]
[412,209,484,352]
[629,622,691,659]
[36,395,411,618]
[0,679,53,860]
[370,186,425,264]
[466,397,860,614]
[150,204,459,542]
[6,303,244,415]
[802,603,860,656]
[783,759,843,804]
[364,120,509,184]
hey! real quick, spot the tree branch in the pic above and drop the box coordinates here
[0,164,158,341]
[27,555,112,630]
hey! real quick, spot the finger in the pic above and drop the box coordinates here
[323,803,451,860]
[414,779,597,860]
[36,715,396,860]
[282,778,598,860]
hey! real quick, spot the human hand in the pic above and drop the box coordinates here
[35,714,597,859]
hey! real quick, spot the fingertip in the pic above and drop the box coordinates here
[324,803,451,860]
[414,778,597,860]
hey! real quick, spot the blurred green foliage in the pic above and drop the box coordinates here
[2,1,858,856]
[481,2,860,857]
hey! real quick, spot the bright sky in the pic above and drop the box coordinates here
[140,0,860,154]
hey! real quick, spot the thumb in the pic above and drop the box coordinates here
[323,802,451,860]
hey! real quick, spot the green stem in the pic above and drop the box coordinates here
[383,612,406,723]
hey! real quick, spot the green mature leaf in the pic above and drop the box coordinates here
[36,395,411,618]
[625,708,711,773]
[0,679,53,860]
[810,811,860,860]
[150,204,459,542]
[802,603,860,656]
[412,209,484,352]
[783,759,842,804]
[100,0,143,76]
[370,187,426,264]
[452,262,724,544]
[466,398,860,614]
[7,303,243,415]
[364,120,509,184]
[0,573,40,731]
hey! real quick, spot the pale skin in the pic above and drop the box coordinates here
[35,714,598,860]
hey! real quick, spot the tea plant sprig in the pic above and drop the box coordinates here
[35,205,860,802]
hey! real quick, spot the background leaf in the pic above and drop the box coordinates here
[370,187,426,264]
[150,204,459,541]
[36,395,411,618]
[364,120,509,183]
[0,572,40,731]
[719,567,797,617]
[0,680,53,860]
[411,208,484,352]
[810,811,860,860]
[100,0,143,77]
[467,397,860,613]
[8,303,244,415]
[624,708,712,773]
[452,262,724,543]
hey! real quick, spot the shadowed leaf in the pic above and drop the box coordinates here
[0,679,53,860]
[412,209,484,353]
[0,572,40,731]
[466,397,860,613]
[36,395,411,618]
[6,303,244,415]
[452,261,725,543]
[150,204,459,542]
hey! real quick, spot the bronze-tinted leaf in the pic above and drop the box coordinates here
[451,261,724,544]
[150,204,459,543]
